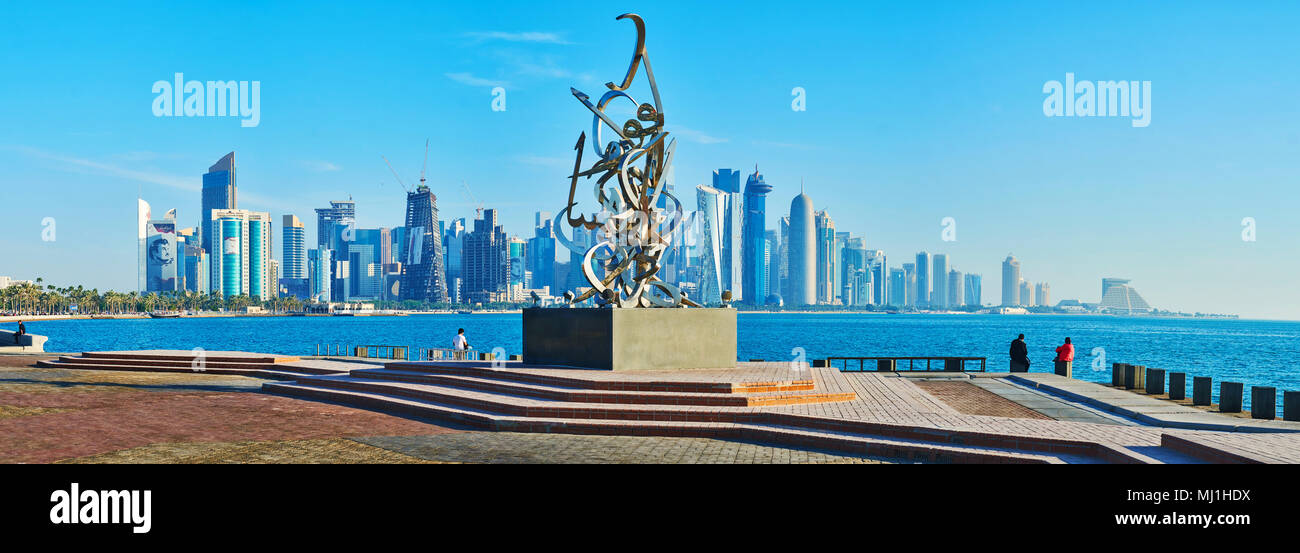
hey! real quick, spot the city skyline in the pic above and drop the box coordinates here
[2,3,1298,318]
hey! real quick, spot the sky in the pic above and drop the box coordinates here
[0,1,1298,319]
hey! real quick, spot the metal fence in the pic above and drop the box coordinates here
[828,356,987,372]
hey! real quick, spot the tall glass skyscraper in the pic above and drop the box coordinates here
[308,248,332,302]
[281,215,306,279]
[200,152,236,260]
[815,211,836,304]
[965,273,983,307]
[948,269,964,308]
[765,229,780,303]
[208,209,271,299]
[695,184,726,305]
[400,185,448,303]
[528,215,557,293]
[462,209,509,304]
[787,193,816,306]
[710,169,744,301]
[741,168,771,304]
[915,252,930,308]
[931,253,948,309]
[889,268,906,307]
[1002,255,1021,306]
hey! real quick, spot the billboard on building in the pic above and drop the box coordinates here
[146,221,177,292]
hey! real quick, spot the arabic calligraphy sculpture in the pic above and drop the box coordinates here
[556,13,699,308]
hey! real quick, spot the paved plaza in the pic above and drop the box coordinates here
[5,352,1300,464]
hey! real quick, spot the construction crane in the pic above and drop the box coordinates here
[381,155,412,193]
[462,179,484,217]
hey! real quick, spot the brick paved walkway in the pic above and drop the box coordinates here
[353,432,891,464]
[913,380,1051,420]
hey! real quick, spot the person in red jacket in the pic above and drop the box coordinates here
[1055,337,1075,362]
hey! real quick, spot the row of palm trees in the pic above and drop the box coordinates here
[0,280,312,316]
[0,280,535,317]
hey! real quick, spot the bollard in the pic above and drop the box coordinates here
[1193,377,1212,406]
[1145,368,1165,395]
[1285,392,1300,422]
[877,359,896,372]
[1054,360,1072,378]
[1251,387,1276,420]
[1112,363,1125,387]
[1134,365,1146,391]
[1169,372,1186,401]
[509,354,522,361]
[1219,382,1243,413]
[812,359,829,368]
[1123,364,1137,389]
[943,358,963,372]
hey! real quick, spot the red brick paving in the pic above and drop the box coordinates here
[0,388,464,464]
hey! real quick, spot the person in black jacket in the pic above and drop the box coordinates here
[1009,334,1029,372]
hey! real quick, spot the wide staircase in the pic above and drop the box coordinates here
[262,361,1155,464]
[36,350,343,380]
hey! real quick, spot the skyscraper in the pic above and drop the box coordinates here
[765,229,780,303]
[145,210,179,293]
[1002,255,1021,306]
[915,252,930,308]
[315,200,355,252]
[528,214,557,293]
[443,218,466,302]
[787,193,816,306]
[208,208,271,299]
[400,185,448,303]
[948,269,964,308]
[1035,282,1051,307]
[903,263,917,307]
[815,211,836,304]
[281,215,306,279]
[308,248,332,302]
[508,236,527,287]
[741,168,771,305]
[889,268,906,307]
[137,198,151,292]
[1019,279,1033,307]
[965,273,982,307]
[867,250,887,306]
[462,208,509,304]
[200,152,236,259]
[695,184,726,305]
[931,253,948,309]
[778,216,791,303]
[710,170,744,301]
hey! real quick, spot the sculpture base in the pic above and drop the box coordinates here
[522,308,737,371]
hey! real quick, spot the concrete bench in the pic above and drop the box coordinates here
[0,330,47,353]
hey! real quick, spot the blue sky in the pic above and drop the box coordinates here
[1,1,1298,319]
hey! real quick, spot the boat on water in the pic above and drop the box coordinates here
[148,312,182,319]
[456,309,472,315]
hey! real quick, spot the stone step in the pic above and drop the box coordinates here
[349,368,854,407]
[382,361,815,394]
[56,355,322,372]
[82,350,300,364]
[262,381,1073,464]
[35,359,324,381]
[265,378,1151,464]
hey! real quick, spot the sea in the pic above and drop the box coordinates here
[8,313,1298,410]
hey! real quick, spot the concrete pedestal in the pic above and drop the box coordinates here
[1111,363,1126,387]
[1193,377,1212,406]
[1251,387,1276,419]
[1054,360,1072,378]
[522,307,736,371]
[876,359,897,372]
[1009,360,1029,373]
[1220,382,1243,413]
[1145,368,1165,395]
[1123,364,1137,389]
[1168,372,1186,400]
[1285,391,1300,422]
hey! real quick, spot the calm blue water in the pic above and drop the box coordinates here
[7,314,1298,409]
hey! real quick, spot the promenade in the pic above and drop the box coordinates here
[4,350,1297,463]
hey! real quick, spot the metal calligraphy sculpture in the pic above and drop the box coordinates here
[556,13,699,308]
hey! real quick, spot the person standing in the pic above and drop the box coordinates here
[1009,333,1029,372]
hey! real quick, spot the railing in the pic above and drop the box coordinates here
[419,347,479,361]
[313,343,505,362]
[828,356,987,372]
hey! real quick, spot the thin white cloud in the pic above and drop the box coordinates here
[300,160,341,172]
[7,145,197,191]
[464,31,572,45]
[445,72,508,87]
[672,126,729,144]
